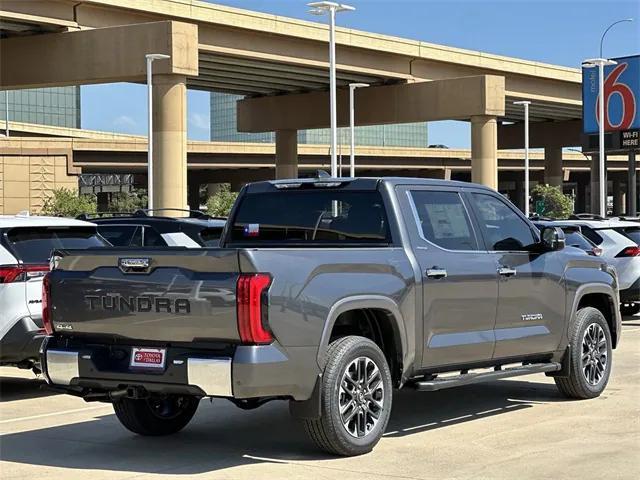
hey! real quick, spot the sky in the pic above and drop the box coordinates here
[81,0,640,147]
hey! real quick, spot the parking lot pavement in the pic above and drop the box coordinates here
[1,317,639,480]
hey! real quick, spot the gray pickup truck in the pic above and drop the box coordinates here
[41,177,621,456]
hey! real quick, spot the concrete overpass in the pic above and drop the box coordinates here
[1,121,636,215]
[0,0,632,214]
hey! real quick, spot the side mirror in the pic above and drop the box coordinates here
[540,226,565,251]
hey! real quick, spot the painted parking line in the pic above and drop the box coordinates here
[0,404,111,425]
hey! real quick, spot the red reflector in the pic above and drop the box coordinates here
[42,273,54,335]
[236,273,272,344]
[0,264,48,283]
[616,246,640,257]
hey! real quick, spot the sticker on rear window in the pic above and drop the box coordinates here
[244,224,260,237]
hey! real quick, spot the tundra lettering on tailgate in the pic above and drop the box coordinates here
[85,295,191,314]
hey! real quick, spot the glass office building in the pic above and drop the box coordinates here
[0,86,81,128]
[210,92,428,147]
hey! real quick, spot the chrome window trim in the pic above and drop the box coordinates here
[405,189,482,254]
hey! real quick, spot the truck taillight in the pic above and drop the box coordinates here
[42,273,54,335]
[616,246,640,257]
[0,264,48,283]
[236,273,272,344]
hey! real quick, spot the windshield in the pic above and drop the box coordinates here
[6,227,107,263]
[228,190,390,246]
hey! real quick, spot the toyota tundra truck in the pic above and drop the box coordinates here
[41,177,621,456]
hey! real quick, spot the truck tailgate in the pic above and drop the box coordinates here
[48,249,241,343]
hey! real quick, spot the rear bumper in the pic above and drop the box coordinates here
[0,317,46,366]
[620,277,640,303]
[41,337,319,401]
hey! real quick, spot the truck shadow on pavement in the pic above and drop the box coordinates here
[0,378,569,475]
[0,375,57,403]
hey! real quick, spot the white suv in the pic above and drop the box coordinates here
[0,214,108,371]
[565,216,640,316]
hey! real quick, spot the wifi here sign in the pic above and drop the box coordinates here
[582,55,640,145]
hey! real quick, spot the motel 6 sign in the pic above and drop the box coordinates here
[583,55,640,148]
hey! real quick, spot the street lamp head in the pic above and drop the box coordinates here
[146,53,171,61]
[349,82,370,89]
[307,1,355,13]
[513,100,531,106]
[582,58,618,68]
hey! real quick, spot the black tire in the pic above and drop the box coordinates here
[620,303,640,317]
[304,336,393,456]
[555,307,612,399]
[113,394,199,436]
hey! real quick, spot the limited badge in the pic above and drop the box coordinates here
[244,224,260,237]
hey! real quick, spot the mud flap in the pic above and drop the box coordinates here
[289,374,321,419]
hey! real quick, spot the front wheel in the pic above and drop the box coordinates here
[555,307,612,399]
[113,394,199,436]
[304,336,393,456]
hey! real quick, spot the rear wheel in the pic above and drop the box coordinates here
[304,336,393,456]
[113,394,199,436]
[555,307,612,399]
[620,303,640,317]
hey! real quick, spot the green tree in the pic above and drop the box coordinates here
[531,184,573,219]
[41,188,97,218]
[206,184,238,217]
[107,190,148,213]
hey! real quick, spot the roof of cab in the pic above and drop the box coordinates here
[0,214,96,229]
[254,177,493,192]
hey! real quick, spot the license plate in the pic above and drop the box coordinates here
[130,347,166,369]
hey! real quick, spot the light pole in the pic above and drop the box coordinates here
[600,18,633,58]
[308,1,355,178]
[349,82,368,177]
[145,53,170,213]
[513,101,531,216]
[583,58,617,217]
[4,91,8,137]
[581,18,633,217]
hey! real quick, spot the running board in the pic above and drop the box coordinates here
[412,362,562,392]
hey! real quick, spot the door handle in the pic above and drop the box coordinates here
[426,268,447,279]
[498,266,517,277]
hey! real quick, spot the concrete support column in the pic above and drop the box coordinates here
[275,130,298,179]
[613,176,623,216]
[628,150,637,216]
[187,174,200,212]
[471,115,498,190]
[576,178,587,213]
[514,178,524,212]
[153,74,187,216]
[544,145,563,188]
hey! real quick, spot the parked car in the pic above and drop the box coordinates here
[80,209,226,248]
[532,221,601,256]
[41,178,621,456]
[565,215,640,316]
[0,213,108,372]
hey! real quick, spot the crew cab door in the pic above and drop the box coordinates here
[466,191,565,359]
[398,186,498,368]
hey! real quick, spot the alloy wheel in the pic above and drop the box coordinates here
[338,356,385,438]
[581,323,608,386]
